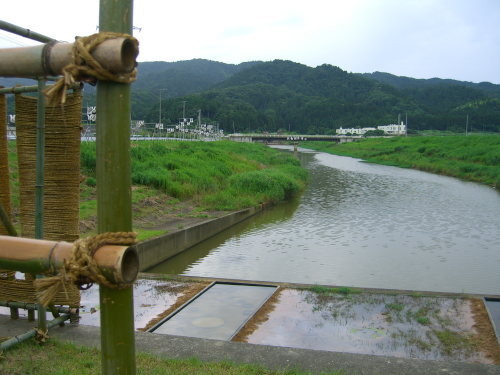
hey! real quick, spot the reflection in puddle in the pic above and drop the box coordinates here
[246,289,488,363]
[79,278,189,330]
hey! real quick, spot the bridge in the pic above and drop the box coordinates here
[227,133,362,143]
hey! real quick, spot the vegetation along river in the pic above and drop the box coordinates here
[149,146,500,295]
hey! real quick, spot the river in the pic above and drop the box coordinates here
[149,147,500,295]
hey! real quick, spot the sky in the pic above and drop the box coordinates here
[1,0,499,84]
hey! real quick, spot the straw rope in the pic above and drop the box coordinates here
[45,32,138,105]
[15,93,81,242]
[34,232,137,307]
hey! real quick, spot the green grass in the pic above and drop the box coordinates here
[301,135,500,188]
[385,303,404,312]
[432,329,477,355]
[5,140,307,240]
[82,140,307,211]
[0,339,346,375]
[136,229,166,242]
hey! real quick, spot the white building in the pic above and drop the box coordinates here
[336,127,376,135]
[377,122,406,135]
[336,122,407,136]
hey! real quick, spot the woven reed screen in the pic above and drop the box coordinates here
[0,89,16,280]
[1,92,83,308]
[15,93,82,242]
[0,89,11,235]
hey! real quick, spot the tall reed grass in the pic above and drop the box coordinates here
[81,140,307,210]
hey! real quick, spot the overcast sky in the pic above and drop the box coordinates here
[1,0,499,83]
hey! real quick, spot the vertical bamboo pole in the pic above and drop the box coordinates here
[35,78,47,332]
[97,1,135,375]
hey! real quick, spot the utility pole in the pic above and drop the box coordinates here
[182,100,186,120]
[158,88,167,136]
[405,112,408,136]
[465,114,469,136]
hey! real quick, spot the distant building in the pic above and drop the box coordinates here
[336,122,406,136]
[336,127,376,135]
[377,122,406,135]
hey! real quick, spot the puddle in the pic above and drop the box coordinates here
[246,289,489,363]
[150,282,277,340]
[78,278,189,330]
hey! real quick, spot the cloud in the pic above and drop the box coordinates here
[0,0,499,82]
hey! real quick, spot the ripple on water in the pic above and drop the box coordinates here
[157,150,500,295]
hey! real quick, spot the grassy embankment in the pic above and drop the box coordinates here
[5,140,306,241]
[0,339,343,375]
[301,135,500,188]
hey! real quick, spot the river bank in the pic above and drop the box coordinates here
[5,140,307,241]
[301,135,500,188]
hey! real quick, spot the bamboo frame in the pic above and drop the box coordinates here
[0,235,139,285]
[97,1,136,374]
[0,313,70,351]
[0,38,138,78]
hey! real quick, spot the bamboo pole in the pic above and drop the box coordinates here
[0,20,55,43]
[0,81,80,95]
[0,38,137,78]
[0,313,70,352]
[0,203,16,236]
[0,301,76,315]
[35,78,47,332]
[97,1,136,374]
[0,235,139,284]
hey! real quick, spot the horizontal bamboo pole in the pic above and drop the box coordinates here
[0,301,77,315]
[0,313,70,352]
[0,235,139,285]
[0,37,138,78]
[0,20,55,43]
[0,81,81,95]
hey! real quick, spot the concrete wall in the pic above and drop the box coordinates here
[136,206,263,271]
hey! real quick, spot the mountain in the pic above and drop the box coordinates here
[1,59,499,133]
[146,60,499,133]
[362,71,500,99]
[147,60,418,133]
[361,71,500,132]
[133,59,261,94]
[129,59,261,120]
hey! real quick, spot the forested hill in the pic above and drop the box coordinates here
[147,59,500,134]
[1,59,499,133]
[362,71,500,99]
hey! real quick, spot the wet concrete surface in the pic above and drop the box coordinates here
[1,277,497,366]
[151,282,277,340]
[247,289,489,363]
[485,298,500,344]
[0,277,189,331]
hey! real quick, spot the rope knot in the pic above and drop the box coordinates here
[45,32,139,104]
[34,232,137,307]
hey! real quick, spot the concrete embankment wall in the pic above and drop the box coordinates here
[136,206,263,271]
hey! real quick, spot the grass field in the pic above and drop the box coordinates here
[301,135,500,188]
[5,140,307,240]
[0,339,344,375]
[81,140,307,210]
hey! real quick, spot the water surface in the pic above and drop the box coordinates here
[150,148,500,295]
